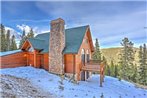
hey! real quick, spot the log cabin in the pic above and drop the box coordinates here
[0,18,105,85]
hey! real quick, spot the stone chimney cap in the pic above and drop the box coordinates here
[50,18,65,24]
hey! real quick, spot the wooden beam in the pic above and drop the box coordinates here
[34,50,37,67]
[73,54,76,81]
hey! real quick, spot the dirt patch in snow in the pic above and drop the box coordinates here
[0,74,55,98]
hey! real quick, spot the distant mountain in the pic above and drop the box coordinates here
[101,47,139,65]
[5,27,22,46]
[5,27,22,40]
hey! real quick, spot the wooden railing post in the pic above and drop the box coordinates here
[100,62,104,87]
[81,59,105,87]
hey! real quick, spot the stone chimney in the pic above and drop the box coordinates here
[49,18,65,75]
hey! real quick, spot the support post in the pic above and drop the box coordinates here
[100,62,104,87]
[34,50,37,68]
[100,72,103,87]
[73,54,76,81]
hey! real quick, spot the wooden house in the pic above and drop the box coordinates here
[1,18,105,83]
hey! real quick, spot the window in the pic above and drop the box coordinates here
[86,50,90,63]
[81,49,85,54]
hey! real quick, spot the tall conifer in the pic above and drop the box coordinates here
[119,37,135,81]
[92,38,101,61]
[6,30,10,51]
[138,44,147,85]
[10,35,17,50]
[0,24,6,52]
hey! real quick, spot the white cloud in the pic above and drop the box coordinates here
[17,24,31,33]
[16,24,41,36]
[17,2,146,48]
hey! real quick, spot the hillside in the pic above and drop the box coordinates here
[0,74,55,98]
[101,47,139,65]
[1,67,146,98]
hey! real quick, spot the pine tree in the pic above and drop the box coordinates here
[132,64,138,83]
[19,28,34,49]
[92,38,101,61]
[110,60,115,77]
[10,35,17,50]
[114,65,118,78]
[19,29,27,48]
[103,56,110,76]
[6,30,10,51]
[27,28,34,38]
[138,44,147,85]
[119,37,135,81]
[0,24,6,52]
[105,65,111,76]
[142,44,147,85]
[102,56,107,65]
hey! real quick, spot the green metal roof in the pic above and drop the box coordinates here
[29,25,89,54]
[28,38,47,50]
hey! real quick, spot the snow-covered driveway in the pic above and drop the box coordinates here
[1,67,147,98]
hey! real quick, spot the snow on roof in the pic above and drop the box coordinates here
[0,50,22,57]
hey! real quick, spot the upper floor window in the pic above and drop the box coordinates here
[86,50,89,54]
[81,49,85,54]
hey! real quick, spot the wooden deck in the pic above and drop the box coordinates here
[82,65,100,72]
[81,60,105,87]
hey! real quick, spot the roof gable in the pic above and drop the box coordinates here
[22,25,91,54]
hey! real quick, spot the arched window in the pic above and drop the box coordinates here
[86,50,90,63]
[81,49,85,64]
[86,50,89,54]
[81,49,85,54]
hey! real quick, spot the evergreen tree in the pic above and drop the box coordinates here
[119,37,135,81]
[138,44,147,85]
[132,64,138,83]
[103,56,110,76]
[92,38,101,61]
[105,65,111,76]
[19,29,27,48]
[19,28,34,48]
[27,28,34,38]
[6,30,10,51]
[110,60,115,77]
[114,65,118,78]
[102,56,107,65]
[0,24,6,52]
[10,35,17,50]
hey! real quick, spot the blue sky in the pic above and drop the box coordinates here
[1,1,147,48]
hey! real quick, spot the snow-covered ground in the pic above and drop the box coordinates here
[0,67,147,98]
[0,74,55,98]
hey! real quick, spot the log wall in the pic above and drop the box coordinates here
[0,52,27,68]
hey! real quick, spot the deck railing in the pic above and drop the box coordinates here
[81,60,106,87]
